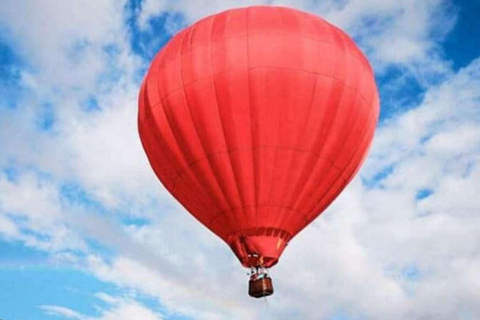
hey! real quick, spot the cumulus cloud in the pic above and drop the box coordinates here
[40,305,84,319]
[0,0,479,320]
[40,293,164,320]
[0,0,128,90]
[137,0,456,72]
[0,0,160,208]
[0,171,87,253]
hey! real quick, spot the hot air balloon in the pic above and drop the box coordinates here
[138,6,379,298]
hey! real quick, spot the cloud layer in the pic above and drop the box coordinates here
[1,1,478,319]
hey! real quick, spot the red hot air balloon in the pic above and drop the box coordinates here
[138,6,379,298]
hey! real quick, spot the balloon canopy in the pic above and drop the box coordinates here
[138,6,379,275]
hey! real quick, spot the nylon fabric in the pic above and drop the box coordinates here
[138,6,380,268]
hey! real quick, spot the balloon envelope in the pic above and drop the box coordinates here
[138,6,379,268]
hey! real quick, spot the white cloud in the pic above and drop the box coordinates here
[42,305,86,319]
[1,1,479,320]
[0,0,127,90]
[40,293,164,320]
[137,0,456,76]
[0,171,87,253]
[0,0,159,209]
[85,221,257,320]
[84,57,480,320]
[94,293,164,320]
[40,305,84,319]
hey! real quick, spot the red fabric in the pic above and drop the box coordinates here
[138,6,379,268]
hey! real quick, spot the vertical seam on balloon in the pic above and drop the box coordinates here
[143,97,215,220]
[180,23,234,212]
[138,80,147,124]
[149,51,220,221]
[272,7,302,233]
[303,89,378,220]
[209,11,243,235]
[316,32,363,188]
[338,105,378,183]
[143,81,184,184]
[300,32,361,219]
[151,37,190,171]
[280,69,317,204]
[265,6,285,232]
[152,107,219,220]
[333,59,372,175]
[275,10,319,233]
[246,7,258,230]
[286,23,338,212]
[304,118,376,221]
[303,178,345,229]
[189,25,196,50]
[332,65,379,184]
[296,27,353,216]
[347,125,376,181]
[303,109,376,221]
[290,85,342,211]
[291,26,347,214]
[176,28,232,221]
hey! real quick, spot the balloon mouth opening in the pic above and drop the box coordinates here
[228,227,291,268]
[248,266,274,298]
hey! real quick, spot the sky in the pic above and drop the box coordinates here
[0,0,480,319]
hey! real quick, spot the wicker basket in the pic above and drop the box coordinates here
[248,277,274,298]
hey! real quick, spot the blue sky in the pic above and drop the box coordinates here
[1,1,480,319]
